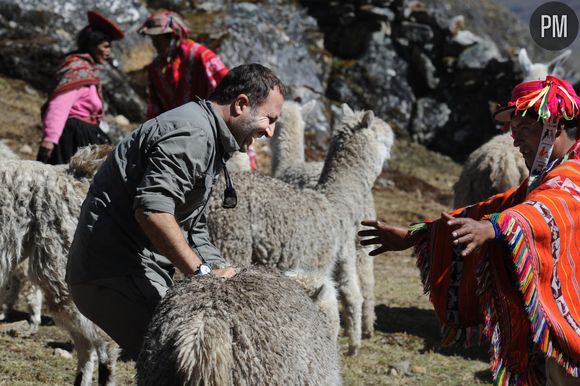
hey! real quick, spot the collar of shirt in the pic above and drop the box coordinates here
[203,100,240,160]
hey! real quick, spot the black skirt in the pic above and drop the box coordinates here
[42,117,111,165]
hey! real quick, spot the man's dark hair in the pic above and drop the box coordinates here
[210,63,286,107]
[77,26,110,53]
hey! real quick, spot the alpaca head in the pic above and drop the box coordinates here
[332,104,394,177]
[518,48,571,81]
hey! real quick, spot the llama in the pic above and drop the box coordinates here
[136,267,342,386]
[271,101,378,338]
[208,105,394,355]
[0,144,118,386]
[453,48,571,207]
[0,140,43,332]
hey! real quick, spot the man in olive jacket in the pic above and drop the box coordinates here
[66,63,285,359]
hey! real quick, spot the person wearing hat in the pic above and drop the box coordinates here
[135,11,267,170]
[359,75,580,385]
[37,10,124,165]
[138,11,229,120]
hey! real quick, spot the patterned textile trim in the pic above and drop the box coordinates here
[414,222,484,349]
[488,211,580,381]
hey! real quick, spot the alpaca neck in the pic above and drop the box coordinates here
[317,142,379,204]
[271,125,306,175]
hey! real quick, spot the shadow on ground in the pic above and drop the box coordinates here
[374,304,489,362]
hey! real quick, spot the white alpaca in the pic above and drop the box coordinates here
[271,101,378,338]
[0,145,117,386]
[453,49,571,207]
[0,140,43,332]
[137,267,342,386]
[208,105,394,355]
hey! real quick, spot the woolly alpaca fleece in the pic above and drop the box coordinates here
[270,101,380,337]
[137,267,342,386]
[0,145,117,386]
[208,106,394,354]
[0,140,43,331]
[453,133,527,207]
[271,99,320,188]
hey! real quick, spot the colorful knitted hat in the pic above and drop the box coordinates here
[493,75,580,139]
[138,11,190,39]
[493,75,580,192]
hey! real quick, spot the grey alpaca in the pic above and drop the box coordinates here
[137,267,342,386]
[0,140,43,331]
[271,101,379,338]
[453,49,571,207]
[208,105,394,354]
[0,145,118,386]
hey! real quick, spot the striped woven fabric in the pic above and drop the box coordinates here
[416,140,580,385]
[146,39,228,119]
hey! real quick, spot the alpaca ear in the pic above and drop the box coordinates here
[547,49,571,76]
[362,110,374,127]
[518,48,532,76]
[341,103,354,117]
[310,285,325,302]
[301,100,316,116]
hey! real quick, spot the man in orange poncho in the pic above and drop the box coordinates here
[360,75,580,385]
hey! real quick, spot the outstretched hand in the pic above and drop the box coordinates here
[442,212,495,257]
[358,220,417,256]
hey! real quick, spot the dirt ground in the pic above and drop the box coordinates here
[0,76,493,385]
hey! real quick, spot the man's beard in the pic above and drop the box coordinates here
[232,113,260,152]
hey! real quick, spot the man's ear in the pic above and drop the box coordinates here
[232,94,250,116]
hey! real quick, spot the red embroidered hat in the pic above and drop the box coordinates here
[87,10,124,41]
[493,75,579,125]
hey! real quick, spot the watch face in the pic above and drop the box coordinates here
[199,264,212,275]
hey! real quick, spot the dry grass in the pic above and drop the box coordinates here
[0,79,493,385]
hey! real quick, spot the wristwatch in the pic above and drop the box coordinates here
[193,263,212,276]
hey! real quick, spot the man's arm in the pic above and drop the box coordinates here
[135,208,203,275]
[135,208,236,278]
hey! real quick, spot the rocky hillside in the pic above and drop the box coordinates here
[0,0,575,160]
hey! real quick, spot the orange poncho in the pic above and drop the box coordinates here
[416,140,580,385]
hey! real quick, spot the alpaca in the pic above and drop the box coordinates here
[0,140,43,332]
[271,101,378,338]
[453,132,528,207]
[270,99,319,188]
[208,105,394,354]
[453,49,571,207]
[136,267,342,386]
[0,144,118,386]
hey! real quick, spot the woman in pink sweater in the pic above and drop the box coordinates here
[38,10,124,164]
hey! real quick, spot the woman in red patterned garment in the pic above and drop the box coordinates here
[38,10,124,164]
[360,75,580,385]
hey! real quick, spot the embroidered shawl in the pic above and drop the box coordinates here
[146,39,228,119]
[416,141,580,385]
